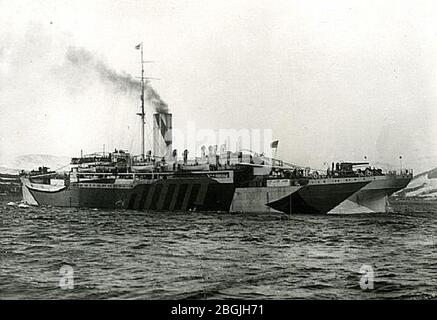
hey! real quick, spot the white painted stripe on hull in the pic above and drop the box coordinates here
[230,185,302,213]
[328,196,388,214]
[20,178,39,206]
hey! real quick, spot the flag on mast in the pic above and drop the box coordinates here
[135,43,141,50]
[270,140,279,159]
[270,140,279,149]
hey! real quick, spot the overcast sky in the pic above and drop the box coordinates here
[1,0,437,172]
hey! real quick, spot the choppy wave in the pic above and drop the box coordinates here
[0,199,436,299]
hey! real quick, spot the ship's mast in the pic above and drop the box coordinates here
[136,43,156,160]
[136,42,146,160]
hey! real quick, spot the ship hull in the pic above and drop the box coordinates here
[328,174,412,214]
[264,180,370,214]
[230,185,303,213]
[22,176,385,214]
[21,177,235,212]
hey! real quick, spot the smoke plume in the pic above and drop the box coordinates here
[64,46,169,113]
[0,24,171,158]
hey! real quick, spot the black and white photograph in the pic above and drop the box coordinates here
[0,0,436,309]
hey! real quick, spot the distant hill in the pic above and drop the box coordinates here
[396,167,437,198]
[0,154,71,173]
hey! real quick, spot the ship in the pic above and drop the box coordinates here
[0,172,21,196]
[20,46,413,214]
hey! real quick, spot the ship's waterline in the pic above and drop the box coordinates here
[22,172,412,214]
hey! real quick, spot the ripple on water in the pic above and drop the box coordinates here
[0,198,436,299]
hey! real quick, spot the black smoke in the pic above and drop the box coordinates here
[65,46,169,113]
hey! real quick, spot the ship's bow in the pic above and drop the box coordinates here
[328,173,413,214]
[266,179,370,214]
